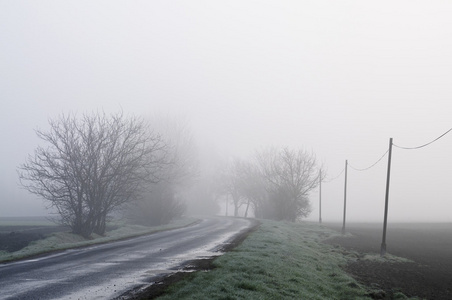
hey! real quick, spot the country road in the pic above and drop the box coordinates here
[0,217,253,300]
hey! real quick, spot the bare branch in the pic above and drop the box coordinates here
[18,111,170,237]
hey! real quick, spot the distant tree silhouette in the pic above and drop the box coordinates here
[127,116,198,226]
[255,147,320,221]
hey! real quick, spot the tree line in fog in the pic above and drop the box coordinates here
[18,111,321,238]
[219,148,321,221]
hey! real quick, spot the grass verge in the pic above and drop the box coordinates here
[0,217,199,263]
[150,219,373,300]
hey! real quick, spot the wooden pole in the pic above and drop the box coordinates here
[319,169,322,224]
[342,160,348,235]
[381,138,393,256]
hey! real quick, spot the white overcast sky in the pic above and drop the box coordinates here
[1,1,452,222]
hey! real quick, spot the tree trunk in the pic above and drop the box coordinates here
[244,199,250,218]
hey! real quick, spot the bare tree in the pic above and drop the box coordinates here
[132,181,186,226]
[255,147,320,221]
[221,158,251,217]
[185,174,222,216]
[185,157,225,217]
[127,116,199,225]
[18,111,167,237]
[234,161,266,218]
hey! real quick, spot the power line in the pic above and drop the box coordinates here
[348,149,389,172]
[323,168,345,183]
[393,127,452,150]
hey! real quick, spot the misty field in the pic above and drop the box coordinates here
[0,216,198,263]
[136,221,452,299]
[325,222,452,300]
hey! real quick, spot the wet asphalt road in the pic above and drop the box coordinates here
[0,217,252,300]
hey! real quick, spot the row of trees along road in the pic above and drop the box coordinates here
[222,147,322,222]
[18,111,322,238]
[18,112,196,238]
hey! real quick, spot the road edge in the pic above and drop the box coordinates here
[115,218,261,300]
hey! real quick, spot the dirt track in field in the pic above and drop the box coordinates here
[324,223,452,300]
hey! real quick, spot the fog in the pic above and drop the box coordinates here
[1,1,452,222]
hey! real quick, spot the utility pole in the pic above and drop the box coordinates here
[319,169,322,224]
[342,160,348,235]
[381,138,393,257]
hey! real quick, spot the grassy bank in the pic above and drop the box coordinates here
[154,220,379,300]
[0,217,199,263]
